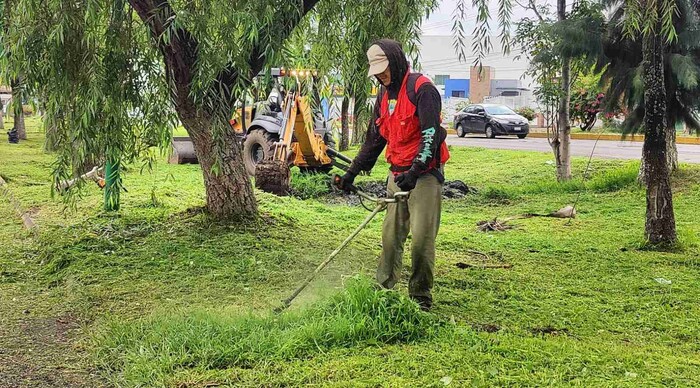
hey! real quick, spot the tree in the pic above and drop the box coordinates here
[600,0,700,182]
[513,1,604,180]
[459,0,603,181]
[1,0,25,139]
[4,0,322,219]
[554,0,572,181]
[304,0,438,149]
[10,77,25,139]
[615,0,689,244]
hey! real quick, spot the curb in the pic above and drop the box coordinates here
[446,129,700,145]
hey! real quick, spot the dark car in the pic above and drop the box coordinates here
[453,104,530,139]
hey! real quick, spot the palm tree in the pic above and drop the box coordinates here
[600,0,700,180]
[600,0,700,244]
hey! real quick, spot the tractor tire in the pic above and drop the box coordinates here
[243,129,278,177]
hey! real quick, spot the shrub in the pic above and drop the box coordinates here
[516,107,536,121]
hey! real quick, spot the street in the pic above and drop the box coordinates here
[447,135,700,164]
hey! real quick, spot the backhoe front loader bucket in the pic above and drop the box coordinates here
[254,160,291,195]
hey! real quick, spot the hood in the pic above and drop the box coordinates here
[491,114,528,123]
[373,39,409,98]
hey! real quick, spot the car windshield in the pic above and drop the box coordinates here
[484,105,516,115]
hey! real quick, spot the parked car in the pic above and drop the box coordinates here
[453,104,530,139]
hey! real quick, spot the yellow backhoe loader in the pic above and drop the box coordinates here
[252,70,351,194]
[170,68,351,194]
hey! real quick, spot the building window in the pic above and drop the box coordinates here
[451,90,466,98]
[434,75,450,85]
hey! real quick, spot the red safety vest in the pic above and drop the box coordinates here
[377,72,450,171]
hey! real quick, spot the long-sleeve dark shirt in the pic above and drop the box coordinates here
[348,81,443,176]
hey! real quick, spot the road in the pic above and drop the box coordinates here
[447,135,700,164]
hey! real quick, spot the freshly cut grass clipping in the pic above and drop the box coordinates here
[93,276,441,386]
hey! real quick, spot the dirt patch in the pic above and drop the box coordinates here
[443,180,478,198]
[319,180,476,205]
[0,313,103,387]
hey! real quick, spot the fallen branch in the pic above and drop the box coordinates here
[455,262,513,269]
[476,218,514,232]
[0,175,38,234]
[478,205,577,232]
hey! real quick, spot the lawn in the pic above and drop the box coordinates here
[1,117,699,387]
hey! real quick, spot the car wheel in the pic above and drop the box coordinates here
[456,123,466,138]
[517,134,527,139]
[485,126,496,139]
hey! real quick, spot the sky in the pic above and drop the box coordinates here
[420,0,558,36]
[417,0,561,85]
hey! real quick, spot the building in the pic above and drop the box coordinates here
[416,35,535,109]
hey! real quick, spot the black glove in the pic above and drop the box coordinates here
[336,172,357,193]
[394,169,420,191]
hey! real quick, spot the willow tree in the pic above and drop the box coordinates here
[301,0,438,150]
[3,0,324,219]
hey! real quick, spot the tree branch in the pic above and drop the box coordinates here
[515,0,545,22]
[217,0,322,95]
[128,0,199,114]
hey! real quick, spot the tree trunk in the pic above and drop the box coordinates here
[11,78,26,140]
[182,115,257,220]
[666,125,678,171]
[128,0,319,221]
[641,29,676,245]
[0,99,4,130]
[638,123,678,184]
[554,0,571,181]
[14,106,25,140]
[351,97,365,145]
[340,96,350,151]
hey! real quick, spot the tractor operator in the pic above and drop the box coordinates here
[337,39,450,311]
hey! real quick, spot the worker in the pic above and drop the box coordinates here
[337,39,450,311]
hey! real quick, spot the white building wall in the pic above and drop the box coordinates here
[416,35,537,107]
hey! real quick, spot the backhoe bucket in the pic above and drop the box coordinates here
[254,160,291,196]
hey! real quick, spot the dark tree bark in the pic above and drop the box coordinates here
[0,99,4,130]
[11,78,26,140]
[340,96,350,151]
[641,29,676,244]
[351,97,366,145]
[639,123,678,184]
[128,0,319,220]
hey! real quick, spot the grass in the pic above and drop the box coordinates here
[1,119,700,387]
[93,277,441,387]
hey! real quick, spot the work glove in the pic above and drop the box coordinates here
[336,172,357,193]
[394,169,420,191]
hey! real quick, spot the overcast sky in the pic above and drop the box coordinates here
[420,0,559,36]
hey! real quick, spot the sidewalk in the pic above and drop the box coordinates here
[446,128,700,145]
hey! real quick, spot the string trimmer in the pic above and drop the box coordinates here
[276,175,409,312]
